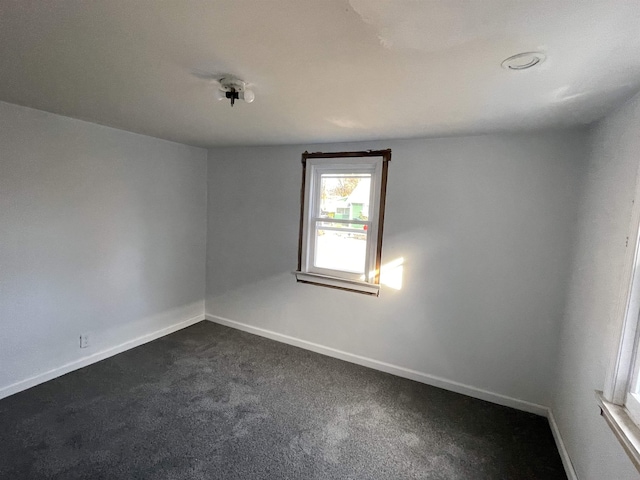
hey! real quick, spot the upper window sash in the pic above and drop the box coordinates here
[309,163,377,221]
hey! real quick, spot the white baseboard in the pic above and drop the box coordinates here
[0,313,205,400]
[2,310,576,479]
[548,409,579,480]
[204,313,548,416]
[207,313,582,477]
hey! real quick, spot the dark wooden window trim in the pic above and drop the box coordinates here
[296,149,391,295]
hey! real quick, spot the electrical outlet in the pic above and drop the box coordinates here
[80,334,90,349]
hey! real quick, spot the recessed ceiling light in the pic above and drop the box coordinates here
[501,52,546,70]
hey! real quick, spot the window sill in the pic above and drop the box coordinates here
[596,390,640,472]
[293,271,380,296]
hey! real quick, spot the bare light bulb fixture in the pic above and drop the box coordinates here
[215,76,255,107]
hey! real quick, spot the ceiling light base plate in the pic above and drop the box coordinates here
[216,76,255,106]
[501,52,546,70]
[219,76,249,93]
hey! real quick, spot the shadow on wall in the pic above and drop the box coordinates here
[204,221,561,406]
[0,299,205,394]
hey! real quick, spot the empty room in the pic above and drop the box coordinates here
[2,1,640,479]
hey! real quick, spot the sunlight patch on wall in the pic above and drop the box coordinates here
[362,257,404,290]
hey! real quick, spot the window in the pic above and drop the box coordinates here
[598,190,640,471]
[294,150,391,295]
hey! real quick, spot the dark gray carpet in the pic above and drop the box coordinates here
[0,321,566,479]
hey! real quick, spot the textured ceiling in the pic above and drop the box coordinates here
[1,0,640,147]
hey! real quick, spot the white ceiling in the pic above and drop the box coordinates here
[1,0,640,147]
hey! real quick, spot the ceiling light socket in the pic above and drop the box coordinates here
[501,52,546,70]
[216,76,254,107]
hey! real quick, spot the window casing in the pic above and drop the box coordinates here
[599,179,640,472]
[294,150,390,295]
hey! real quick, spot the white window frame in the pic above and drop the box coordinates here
[598,175,640,472]
[293,150,391,296]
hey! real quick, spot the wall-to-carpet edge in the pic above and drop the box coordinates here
[0,314,205,400]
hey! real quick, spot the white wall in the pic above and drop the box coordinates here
[0,101,207,394]
[552,92,640,479]
[6,91,637,475]
[206,131,587,408]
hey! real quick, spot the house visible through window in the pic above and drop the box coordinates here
[294,150,391,295]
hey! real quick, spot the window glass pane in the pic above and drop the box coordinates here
[314,228,367,274]
[319,175,371,222]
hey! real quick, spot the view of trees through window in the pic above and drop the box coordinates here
[323,177,360,198]
[315,174,371,274]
